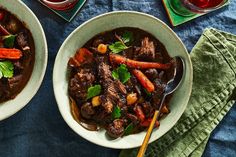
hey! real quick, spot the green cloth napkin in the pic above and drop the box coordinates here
[120,28,236,157]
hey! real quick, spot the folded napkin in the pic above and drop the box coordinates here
[120,28,236,157]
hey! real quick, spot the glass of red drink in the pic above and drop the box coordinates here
[168,0,228,16]
[41,0,79,10]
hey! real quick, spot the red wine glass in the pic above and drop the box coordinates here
[168,0,228,16]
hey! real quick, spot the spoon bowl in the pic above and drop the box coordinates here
[165,56,185,95]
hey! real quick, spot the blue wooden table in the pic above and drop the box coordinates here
[0,0,235,156]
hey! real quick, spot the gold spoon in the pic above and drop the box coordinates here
[137,56,185,157]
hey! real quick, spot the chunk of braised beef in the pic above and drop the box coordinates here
[115,80,127,95]
[120,105,128,116]
[152,78,166,108]
[125,75,138,93]
[135,37,155,61]
[68,68,95,103]
[13,60,24,70]
[117,96,126,108]
[125,75,142,96]
[141,102,154,118]
[98,62,112,80]
[107,119,124,138]
[126,113,139,125]
[81,102,95,119]
[103,99,114,113]
[99,95,114,113]
[145,69,158,80]
[16,31,30,51]
[153,78,166,90]
[98,61,127,113]
[93,108,112,125]
[8,75,23,89]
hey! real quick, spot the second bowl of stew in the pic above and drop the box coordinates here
[53,11,192,149]
[0,0,47,121]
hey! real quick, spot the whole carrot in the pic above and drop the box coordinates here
[0,48,22,59]
[110,54,171,70]
[132,69,155,93]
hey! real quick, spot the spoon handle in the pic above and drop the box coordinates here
[137,110,159,157]
[137,94,166,157]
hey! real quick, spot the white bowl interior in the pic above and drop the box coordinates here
[53,11,192,149]
[0,0,47,120]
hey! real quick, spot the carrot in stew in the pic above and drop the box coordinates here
[109,54,171,70]
[68,48,94,67]
[132,69,155,93]
[0,48,22,59]
[134,105,145,122]
[140,118,160,127]
[161,105,169,114]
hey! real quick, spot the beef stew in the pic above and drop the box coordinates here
[68,27,175,138]
[0,8,35,103]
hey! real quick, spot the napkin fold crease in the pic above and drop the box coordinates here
[120,28,236,157]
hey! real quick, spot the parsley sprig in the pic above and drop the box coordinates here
[112,64,131,83]
[112,106,121,119]
[86,84,101,100]
[2,35,16,48]
[0,61,14,79]
[109,31,133,54]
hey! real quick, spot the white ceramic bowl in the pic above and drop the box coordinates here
[0,0,47,120]
[53,11,192,149]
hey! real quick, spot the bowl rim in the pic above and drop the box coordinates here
[0,0,48,121]
[53,10,192,149]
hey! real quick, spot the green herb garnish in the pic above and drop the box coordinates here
[112,106,121,119]
[86,84,101,100]
[144,89,152,97]
[0,61,14,79]
[112,64,131,83]
[109,31,133,53]
[124,123,134,136]
[3,35,16,48]
[122,31,133,44]
[109,42,128,54]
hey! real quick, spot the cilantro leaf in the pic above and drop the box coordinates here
[0,61,14,79]
[108,41,128,54]
[124,123,134,136]
[112,64,131,83]
[3,35,16,48]
[112,106,121,119]
[122,31,133,44]
[86,84,101,100]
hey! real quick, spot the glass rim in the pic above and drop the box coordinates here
[42,0,76,5]
[182,0,228,12]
